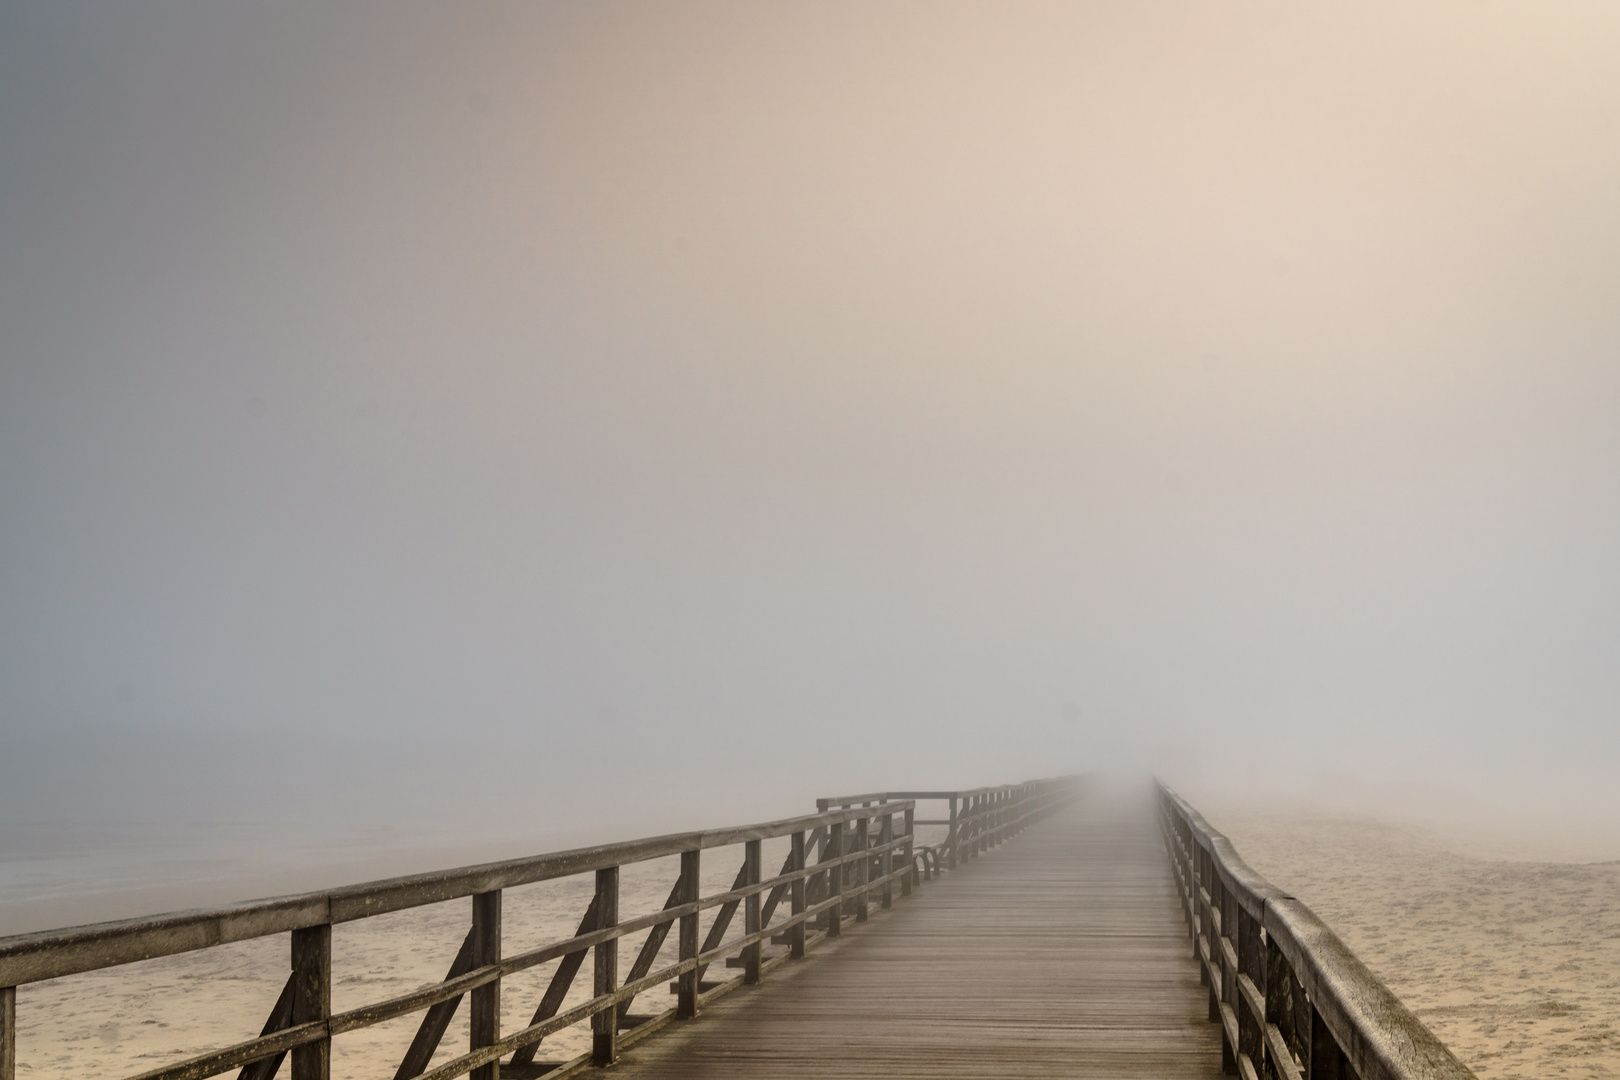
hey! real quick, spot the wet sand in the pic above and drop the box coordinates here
[1193,799,1620,1080]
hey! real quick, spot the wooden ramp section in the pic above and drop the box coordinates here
[606,782,1224,1080]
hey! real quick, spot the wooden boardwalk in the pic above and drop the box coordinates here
[0,777,1474,1080]
[606,782,1224,1080]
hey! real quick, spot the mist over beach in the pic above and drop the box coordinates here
[2,8,1619,1075]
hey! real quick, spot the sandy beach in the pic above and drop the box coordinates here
[9,837,815,1080]
[13,801,1616,1080]
[9,823,953,1080]
[1192,797,1620,1080]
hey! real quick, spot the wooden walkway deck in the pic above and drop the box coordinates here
[606,782,1224,1080]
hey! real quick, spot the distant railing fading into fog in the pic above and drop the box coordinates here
[815,785,1045,873]
[0,777,1082,1080]
[1157,781,1478,1080]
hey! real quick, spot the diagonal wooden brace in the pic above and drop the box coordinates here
[392,927,477,1080]
[235,972,295,1080]
[506,895,601,1070]
[616,874,687,1024]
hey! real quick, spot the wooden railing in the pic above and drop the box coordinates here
[0,777,1080,1080]
[1157,781,1477,1080]
[817,776,1082,874]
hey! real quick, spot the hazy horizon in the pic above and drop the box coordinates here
[5,2,1620,919]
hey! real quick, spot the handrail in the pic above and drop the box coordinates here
[819,776,1085,871]
[0,777,1077,1080]
[0,802,901,987]
[1156,780,1477,1080]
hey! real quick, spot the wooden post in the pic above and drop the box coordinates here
[879,812,893,909]
[743,839,762,984]
[1,985,14,1080]
[854,814,869,922]
[789,831,807,959]
[1267,936,1298,1078]
[969,795,980,858]
[469,891,500,1080]
[1217,879,1236,1074]
[592,867,619,1066]
[901,807,914,897]
[948,797,959,869]
[676,849,700,1018]
[291,925,330,1080]
[1309,1003,1351,1079]
[959,796,970,862]
[1224,886,1239,1039]
[1204,874,1220,1018]
[826,820,844,937]
[1195,845,1209,973]
[1237,907,1261,1075]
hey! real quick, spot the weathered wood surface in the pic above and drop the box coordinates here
[1159,781,1478,1080]
[604,783,1223,1080]
[0,804,919,988]
[0,783,1085,1080]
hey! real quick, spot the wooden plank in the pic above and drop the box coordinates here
[600,784,1224,1080]
[1268,1023,1306,1080]
[125,1021,327,1080]
[107,788,1089,1080]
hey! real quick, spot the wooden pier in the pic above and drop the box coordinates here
[0,775,1477,1080]
[604,781,1223,1080]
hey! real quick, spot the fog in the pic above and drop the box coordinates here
[4,2,1620,910]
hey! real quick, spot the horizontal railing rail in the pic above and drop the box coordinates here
[818,775,1083,873]
[1156,780,1477,1080]
[0,777,1080,1080]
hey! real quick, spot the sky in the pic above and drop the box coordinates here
[3,2,1620,865]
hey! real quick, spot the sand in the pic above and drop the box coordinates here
[9,838,808,1080]
[1194,800,1620,1080]
[10,827,952,1080]
[25,803,1612,1080]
